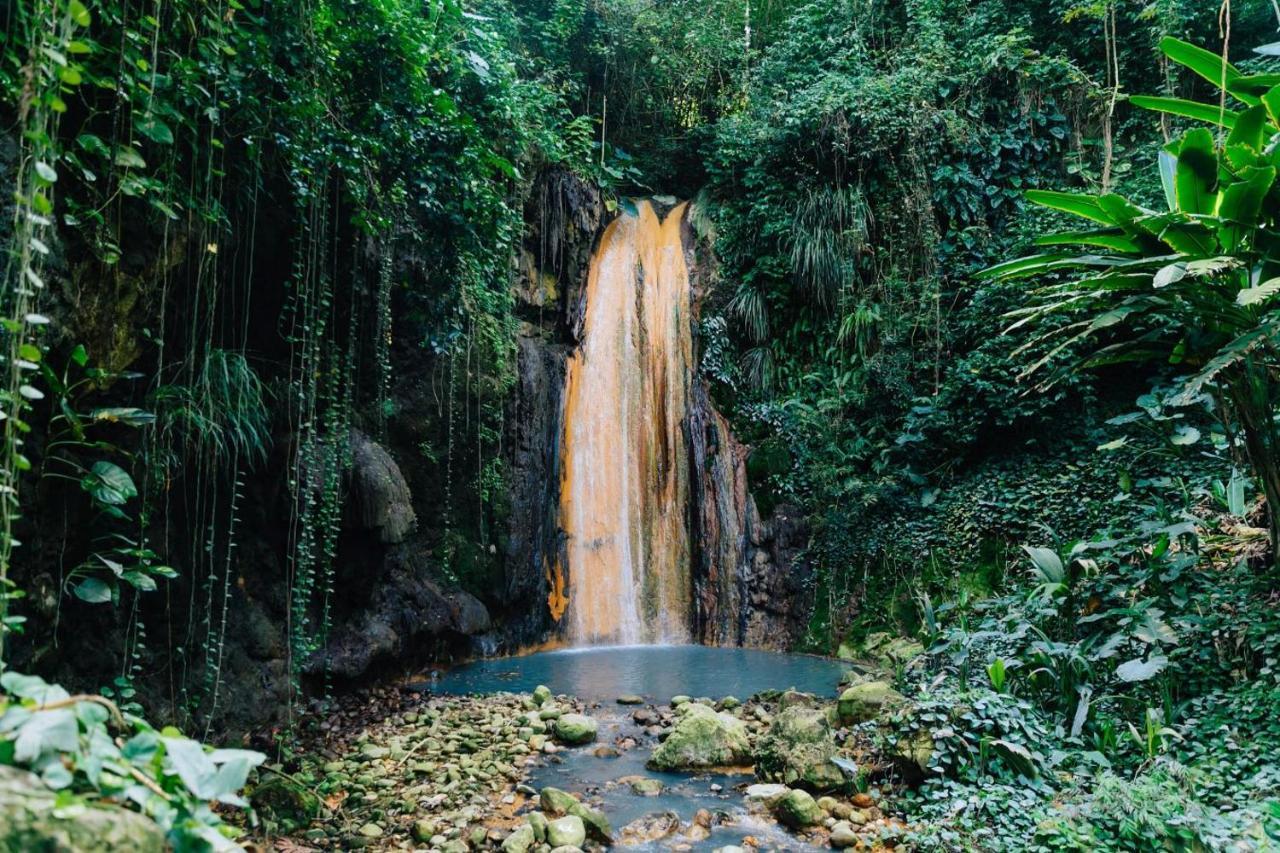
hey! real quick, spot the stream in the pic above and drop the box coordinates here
[422,646,850,851]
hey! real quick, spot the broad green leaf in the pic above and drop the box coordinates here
[1025,190,1113,225]
[1129,95,1239,129]
[1219,166,1276,250]
[1170,425,1200,446]
[135,115,174,145]
[13,709,78,762]
[1021,545,1064,583]
[1236,277,1280,305]
[1158,149,1177,211]
[1159,37,1250,101]
[74,577,113,603]
[1115,655,1168,682]
[1228,73,1280,100]
[82,461,137,506]
[1174,128,1218,215]
[1033,229,1141,253]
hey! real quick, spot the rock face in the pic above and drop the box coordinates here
[647,703,751,770]
[0,766,164,851]
[314,546,490,680]
[348,430,416,543]
[754,707,844,791]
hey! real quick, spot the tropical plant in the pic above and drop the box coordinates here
[0,671,263,850]
[983,37,1280,559]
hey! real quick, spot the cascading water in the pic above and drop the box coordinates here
[555,200,694,645]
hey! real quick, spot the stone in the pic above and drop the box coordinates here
[647,703,751,770]
[503,823,536,852]
[540,787,579,815]
[670,695,691,706]
[837,681,906,724]
[617,694,645,705]
[619,812,681,844]
[357,822,385,838]
[470,826,489,847]
[773,789,823,828]
[349,430,416,543]
[547,815,587,848]
[889,727,935,777]
[533,685,552,706]
[0,766,165,852]
[569,802,612,842]
[549,848,584,853]
[413,820,437,843]
[554,713,598,744]
[829,821,858,848]
[755,707,845,791]
[629,777,663,796]
[718,696,741,710]
[743,783,789,804]
[527,811,549,842]
[251,774,321,833]
[851,793,874,809]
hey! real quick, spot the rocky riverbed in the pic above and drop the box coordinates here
[263,662,917,852]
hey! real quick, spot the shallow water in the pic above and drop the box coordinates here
[423,646,848,850]
[426,645,848,703]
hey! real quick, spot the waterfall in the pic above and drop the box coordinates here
[556,200,693,645]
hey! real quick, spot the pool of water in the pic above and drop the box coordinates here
[421,646,849,850]
[425,644,848,703]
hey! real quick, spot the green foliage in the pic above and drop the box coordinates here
[0,670,262,850]
[989,36,1280,554]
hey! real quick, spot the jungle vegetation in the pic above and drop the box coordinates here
[1,0,1280,848]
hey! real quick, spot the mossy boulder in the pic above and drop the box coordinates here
[252,774,322,833]
[546,815,586,848]
[503,824,536,853]
[0,766,165,852]
[754,707,844,792]
[838,632,924,671]
[837,681,906,724]
[647,703,751,770]
[772,788,823,828]
[553,713,597,744]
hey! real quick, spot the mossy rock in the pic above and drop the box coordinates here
[647,703,750,770]
[252,774,322,833]
[553,713,597,745]
[0,766,165,852]
[772,788,823,828]
[754,707,844,792]
[837,681,906,724]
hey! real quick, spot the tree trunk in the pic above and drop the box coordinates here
[1228,371,1280,563]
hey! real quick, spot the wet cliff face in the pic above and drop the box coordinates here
[503,179,813,652]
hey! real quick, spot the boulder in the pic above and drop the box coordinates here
[533,685,552,706]
[348,430,416,543]
[251,774,321,833]
[0,767,164,851]
[503,824,536,853]
[647,703,751,770]
[540,787,579,815]
[773,788,823,828]
[554,713,597,745]
[830,820,858,848]
[755,707,844,792]
[546,815,586,848]
[836,681,906,724]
